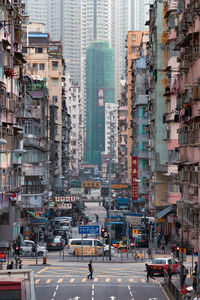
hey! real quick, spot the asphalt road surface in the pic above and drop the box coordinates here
[34,262,169,300]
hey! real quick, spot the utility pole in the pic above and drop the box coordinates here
[108,110,115,261]
[180,201,184,289]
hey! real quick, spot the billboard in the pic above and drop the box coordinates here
[132,156,138,201]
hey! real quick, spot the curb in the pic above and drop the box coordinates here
[161,283,176,300]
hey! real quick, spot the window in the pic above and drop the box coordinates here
[35,48,43,53]
[22,47,27,53]
[132,34,136,41]
[142,125,149,135]
[39,63,45,70]
[142,142,149,151]
[71,240,81,245]
[73,115,76,119]
[52,78,58,86]
[132,47,136,53]
[27,63,31,70]
[142,107,148,119]
[94,241,103,247]
[142,160,149,169]
[32,63,38,71]
[52,96,58,103]
[82,240,92,246]
[55,125,58,135]
[52,61,58,70]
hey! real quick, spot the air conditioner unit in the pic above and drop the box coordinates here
[195,166,200,172]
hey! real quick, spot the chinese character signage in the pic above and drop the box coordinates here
[132,156,138,201]
[97,89,104,107]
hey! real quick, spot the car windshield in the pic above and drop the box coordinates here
[152,259,167,264]
[47,237,61,242]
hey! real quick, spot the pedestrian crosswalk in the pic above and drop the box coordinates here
[35,277,161,285]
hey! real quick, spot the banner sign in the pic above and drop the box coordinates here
[55,196,76,202]
[97,89,104,107]
[132,156,138,201]
[56,203,72,210]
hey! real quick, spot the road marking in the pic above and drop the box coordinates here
[69,278,75,283]
[92,284,94,289]
[57,278,63,283]
[117,278,122,282]
[35,279,40,284]
[130,291,133,297]
[129,279,134,283]
[81,278,87,282]
[56,285,59,290]
[128,286,131,290]
[141,279,145,283]
[53,291,56,297]
[92,290,94,296]
[37,267,48,274]
[94,278,98,282]
[159,282,170,300]
[105,278,110,282]
[46,279,52,284]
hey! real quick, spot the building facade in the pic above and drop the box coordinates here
[85,41,114,167]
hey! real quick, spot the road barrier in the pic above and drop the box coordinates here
[163,272,183,300]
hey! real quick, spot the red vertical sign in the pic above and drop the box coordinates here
[132,156,138,201]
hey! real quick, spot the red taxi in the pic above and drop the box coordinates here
[149,258,179,275]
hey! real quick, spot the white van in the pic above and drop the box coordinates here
[67,238,116,257]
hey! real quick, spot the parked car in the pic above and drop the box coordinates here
[46,236,65,251]
[149,258,179,276]
[67,238,116,256]
[20,240,47,257]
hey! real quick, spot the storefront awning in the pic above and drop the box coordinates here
[156,205,176,220]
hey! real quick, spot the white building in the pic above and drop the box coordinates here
[105,103,118,160]
[129,0,153,31]
[111,0,128,102]
[23,0,49,31]
[67,85,82,174]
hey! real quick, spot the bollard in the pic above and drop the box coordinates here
[43,253,47,265]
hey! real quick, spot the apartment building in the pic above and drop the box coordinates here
[23,23,71,194]
[0,0,26,248]
[117,80,128,184]
[85,41,114,167]
[131,33,150,209]
[126,31,145,186]
[175,0,200,250]
[68,85,81,174]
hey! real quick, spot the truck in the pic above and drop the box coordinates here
[116,197,129,210]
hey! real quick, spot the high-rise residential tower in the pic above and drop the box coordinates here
[86,41,114,167]
[23,0,49,31]
[129,0,153,31]
[111,0,128,102]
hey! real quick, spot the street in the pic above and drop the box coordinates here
[34,263,168,300]
[21,202,168,300]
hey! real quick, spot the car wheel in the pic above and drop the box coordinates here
[104,251,109,257]
[37,251,43,257]
[26,251,31,257]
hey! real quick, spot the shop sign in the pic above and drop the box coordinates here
[56,203,72,210]
[132,156,138,201]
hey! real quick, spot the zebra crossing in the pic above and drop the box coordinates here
[35,276,161,286]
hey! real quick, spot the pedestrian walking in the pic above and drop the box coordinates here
[167,265,172,280]
[32,243,36,257]
[195,261,198,274]
[147,247,152,259]
[182,265,188,286]
[145,263,155,282]
[7,261,14,269]
[193,273,197,292]
[19,259,23,269]
[87,260,93,279]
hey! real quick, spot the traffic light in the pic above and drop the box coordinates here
[101,228,105,238]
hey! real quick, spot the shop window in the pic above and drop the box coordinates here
[52,61,58,70]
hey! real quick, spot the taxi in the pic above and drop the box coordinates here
[149,258,179,275]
